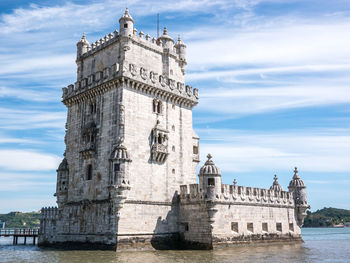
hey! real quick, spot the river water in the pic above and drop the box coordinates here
[0,228,349,263]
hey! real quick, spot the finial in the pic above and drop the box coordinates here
[274,174,278,182]
[178,34,181,41]
[163,27,168,35]
[207,153,212,160]
[125,7,129,15]
[233,179,237,186]
[82,32,86,40]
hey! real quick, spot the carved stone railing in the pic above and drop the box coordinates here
[151,144,168,162]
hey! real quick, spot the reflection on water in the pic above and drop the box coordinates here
[1,228,350,263]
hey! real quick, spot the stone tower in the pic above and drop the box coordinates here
[40,9,309,250]
[40,9,199,249]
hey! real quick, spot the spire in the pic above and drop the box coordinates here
[270,174,283,191]
[293,167,300,179]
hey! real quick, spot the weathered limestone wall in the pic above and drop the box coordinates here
[179,202,212,248]
[123,87,197,202]
[211,204,301,246]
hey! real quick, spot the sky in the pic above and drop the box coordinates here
[0,0,349,213]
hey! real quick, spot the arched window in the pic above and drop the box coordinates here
[158,134,162,144]
[157,101,162,114]
[86,164,93,180]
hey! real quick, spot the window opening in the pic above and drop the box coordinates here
[208,178,215,186]
[86,164,93,180]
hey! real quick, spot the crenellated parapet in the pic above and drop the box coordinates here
[61,66,198,107]
[63,8,197,108]
[180,182,294,207]
[41,207,59,220]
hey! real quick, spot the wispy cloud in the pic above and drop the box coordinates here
[199,128,350,173]
[0,149,61,171]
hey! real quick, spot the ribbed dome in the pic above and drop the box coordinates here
[119,8,134,23]
[57,158,68,171]
[199,154,221,175]
[77,33,89,46]
[270,174,283,191]
[158,27,174,43]
[289,167,305,188]
[111,144,130,161]
[174,35,186,48]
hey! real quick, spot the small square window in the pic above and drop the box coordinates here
[262,222,268,232]
[124,23,128,28]
[114,163,120,172]
[276,222,282,232]
[183,222,189,231]
[208,178,215,186]
[193,146,198,154]
[289,223,294,232]
[247,223,254,233]
[231,222,238,233]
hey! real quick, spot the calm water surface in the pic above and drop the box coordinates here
[1,228,350,263]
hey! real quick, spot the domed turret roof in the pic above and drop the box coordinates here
[270,174,283,191]
[174,35,186,47]
[288,167,305,188]
[57,158,68,171]
[158,27,174,43]
[77,33,89,46]
[111,144,131,161]
[199,154,221,176]
[119,8,134,23]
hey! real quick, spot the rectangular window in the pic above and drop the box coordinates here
[247,223,254,233]
[86,164,92,180]
[276,222,282,232]
[193,146,198,154]
[208,178,215,186]
[289,223,294,232]
[183,222,189,231]
[231,222,238,233]
[262,222,268,232]
[114,163,120,172]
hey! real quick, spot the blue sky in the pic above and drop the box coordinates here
[0,0,350,213]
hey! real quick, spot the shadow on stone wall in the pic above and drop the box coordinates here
[150,191,184,250]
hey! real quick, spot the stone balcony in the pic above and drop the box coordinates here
[151,144,168,163]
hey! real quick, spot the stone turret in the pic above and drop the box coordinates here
[119,8,134,36]
[198,154,222,200]
[270,174,283,192]
[55,157,69,207]
[76,33,90,58]
[175,35,186,61]
[158,27,175,49]
[288,167,310,226]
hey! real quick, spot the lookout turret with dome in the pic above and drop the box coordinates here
[198,154,222,198]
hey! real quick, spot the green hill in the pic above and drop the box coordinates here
[0,211,41,228]
[303,207,350,227]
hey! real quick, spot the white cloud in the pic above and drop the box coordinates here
[196,85,350,116]
[0,86,61,102]
[0,108,66,130]
[0,149,61,171]
[198,129,350,173]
